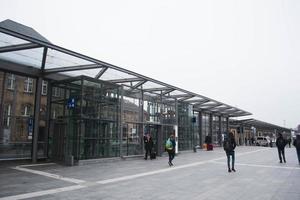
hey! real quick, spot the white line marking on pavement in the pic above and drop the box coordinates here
[3,148,269,199]
[13,166,85,184]
[97,148,270,184]
[211,161,300,170]
[16,163,56,168]
[0,185,86,200]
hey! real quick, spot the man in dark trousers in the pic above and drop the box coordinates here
[276,133,287,163]
[143,133,153,160]
[293,135,300,165]
[223,131,237,173]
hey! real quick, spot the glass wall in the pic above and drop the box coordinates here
[178,103,193,151]
[201,113,210,144]
[192,111,200,146]
[212,115,220,145]
[0,71,48,160]
[49,76,120,161]
[122,94,143,156]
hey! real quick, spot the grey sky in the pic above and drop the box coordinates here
[1,0,299,128]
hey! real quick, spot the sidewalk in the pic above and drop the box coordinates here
[0,146,299,200]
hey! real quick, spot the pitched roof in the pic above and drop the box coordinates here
[0,19,51,43]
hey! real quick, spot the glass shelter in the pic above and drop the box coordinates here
[0,19,277,164]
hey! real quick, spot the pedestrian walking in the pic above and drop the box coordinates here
[143,133,153,160]
[288,138,291,148]
[293,135,300,165]
[223,131,237,173]
[165,134,176,166]
[276,133,287,163]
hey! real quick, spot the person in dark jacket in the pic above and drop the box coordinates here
[143,133,153,160]
[276,133,286,163]
[223,131,237,172]
[293,135,300,165]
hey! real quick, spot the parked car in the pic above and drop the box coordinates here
[256,136,271,147]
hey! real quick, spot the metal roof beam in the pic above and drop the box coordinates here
[0,43,41,53]
[178,95,195,101]
[131,80,147,89]
[212,107,231,112]
[143,87,170,92]
[193,99,211,107]
[44,64,101,74]
[168,94,191,99]
[95,67,108,79]
[109,77,144,83]
[199,103,222,110]
[162,89,175,96]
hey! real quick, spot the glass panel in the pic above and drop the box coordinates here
[0,47,43,68]
[0,32,28,47]
[169,90,188,96]
[185,96,204,102]
[63,68,103,78]
[202,113,210,144]
[49,76,120,161]
[45,48,94,69]
[122,123,143,156]
[123,96,140,123]
[212,115,221,146]
[178,103,193,151]
[0,72,40,159]
[142,81,165,90]
[100,68,136,81]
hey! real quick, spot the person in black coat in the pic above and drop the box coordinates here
[143,133,153,160]
[223,131,237,172]
[293,135,300,165]
[276,133,287,163]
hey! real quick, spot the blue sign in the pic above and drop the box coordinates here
[28,117,33,138]
[67,97,76,109]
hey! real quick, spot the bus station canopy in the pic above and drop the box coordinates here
[0,19,251,117]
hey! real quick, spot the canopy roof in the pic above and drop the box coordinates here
[0,19,251,117]
[230,118,291,133]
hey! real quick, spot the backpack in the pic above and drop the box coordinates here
[165,139,173,150]
[223,138,232,151]
[277,138,285,148]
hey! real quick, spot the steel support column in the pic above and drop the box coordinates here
[226,117,229,132]
[218,116,222,146]
[119,86,124,157]
[209,114,213,137]
[199,112,203,146]
[32,77,42,163]
[32,47,47,163]
[44,81,52,158]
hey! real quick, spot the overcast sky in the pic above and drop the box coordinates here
[1,0,299,128]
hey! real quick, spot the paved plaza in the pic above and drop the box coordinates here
[0,146,299,200]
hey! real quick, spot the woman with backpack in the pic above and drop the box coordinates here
[165,134,176,166]
[223,131,237,173]
[293,135,300,165]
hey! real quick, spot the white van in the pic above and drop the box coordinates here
[256,136,270,147]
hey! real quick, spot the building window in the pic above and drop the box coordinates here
[24,77,33,93]
[6,73,15,90]
[3,104,11,127]
[42,80,47,95]
[21,104,33,116]
[52,87,62,97]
